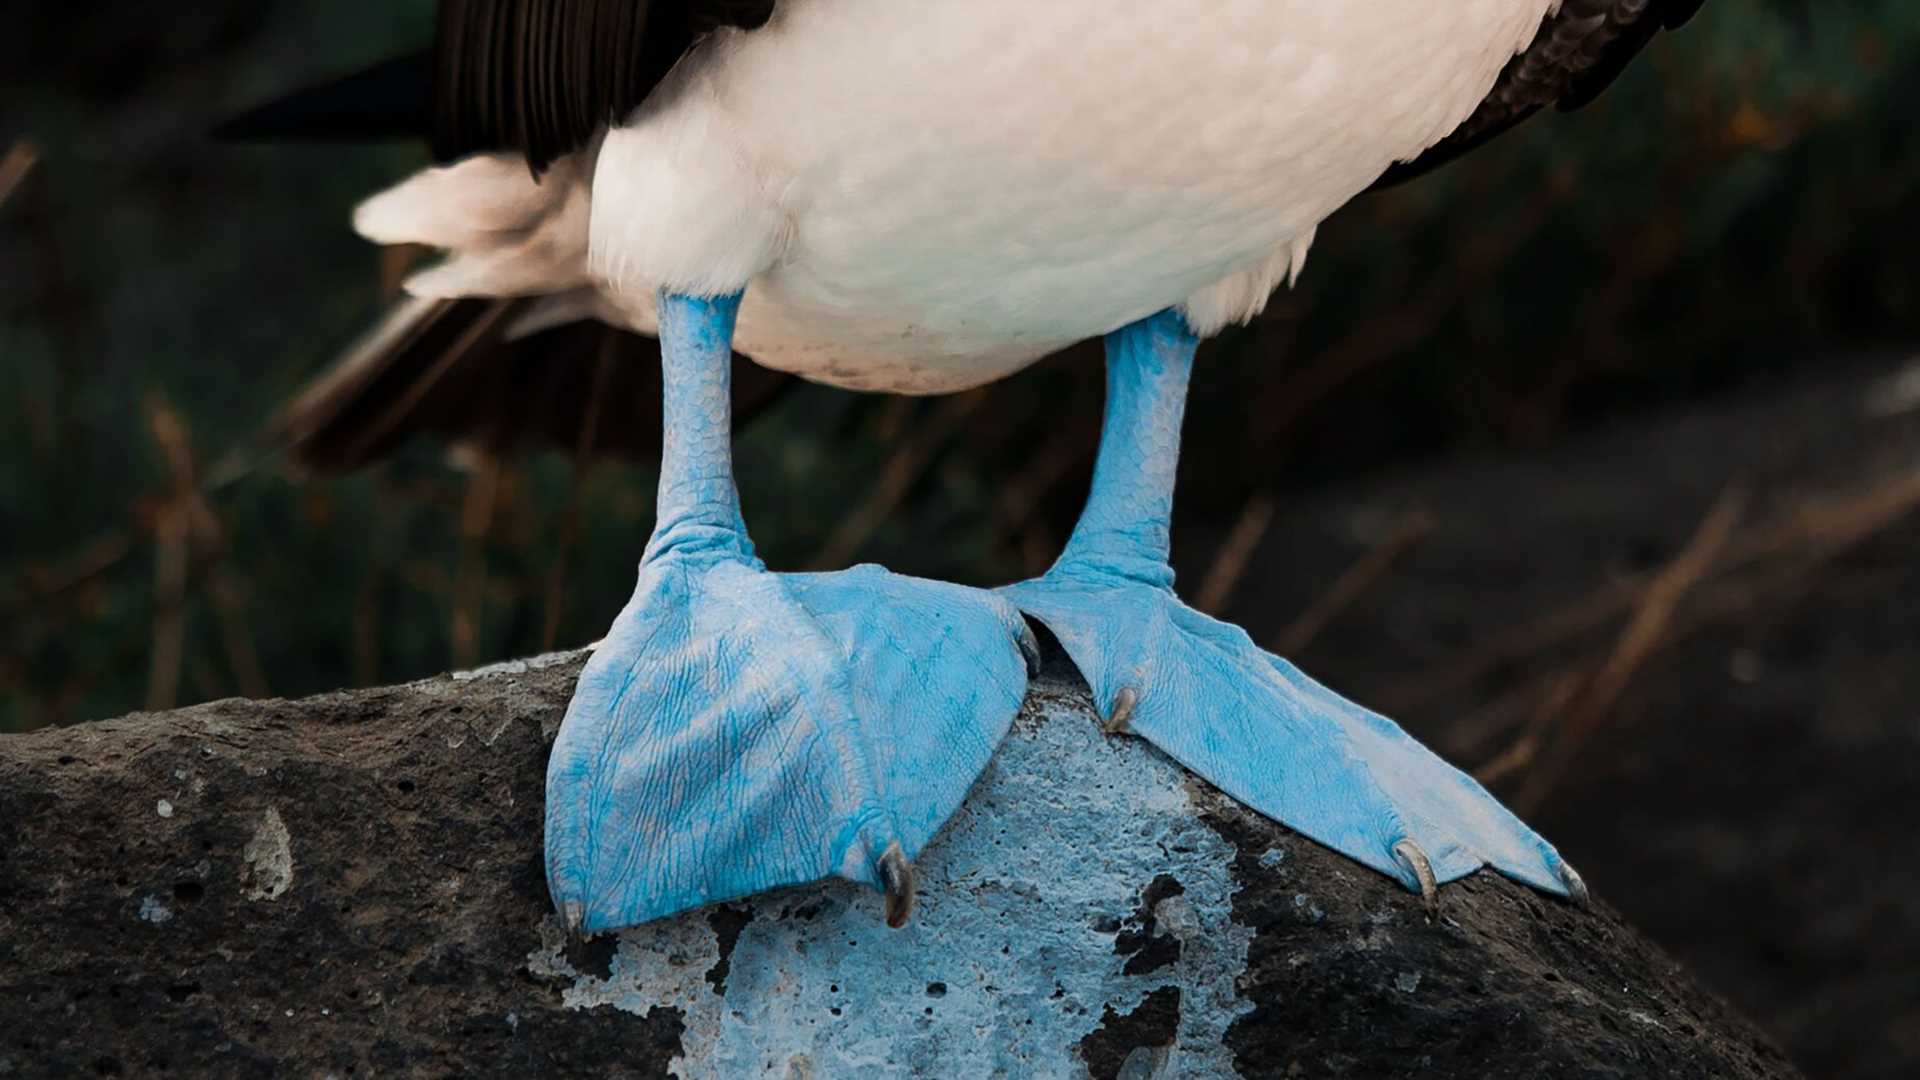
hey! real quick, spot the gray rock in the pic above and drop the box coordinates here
[0,652,1797,1078]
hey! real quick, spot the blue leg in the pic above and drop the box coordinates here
[546,293,1036,934]
[1001,310,1586,903]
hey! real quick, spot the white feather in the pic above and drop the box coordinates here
[590,53,793,301]
[1182,227,1318,338]
[354,153,579,248]
[357,0,1554,394]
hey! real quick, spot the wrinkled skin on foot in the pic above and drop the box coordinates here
[1003,308,1583,904]
[1005,569,1583,900]
[547,556,1033,933]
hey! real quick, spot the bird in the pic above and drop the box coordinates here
[226,0,1709,935]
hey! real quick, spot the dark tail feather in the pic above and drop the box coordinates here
[1560,0,1710,112]
[281,298,797,472]
[213,51,433,143]
[281,295,524,470]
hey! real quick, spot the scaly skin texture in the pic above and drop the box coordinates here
[544,293,1031,933]
[1002,311,1584,900]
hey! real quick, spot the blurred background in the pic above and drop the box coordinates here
[4,2,1917,1075]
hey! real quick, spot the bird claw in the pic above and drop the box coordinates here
[1018,622,1044,679]
[1103,686,1139,735]
[1559,861,1590,907]
[880,842,916,928]
[1393,838,1440,913]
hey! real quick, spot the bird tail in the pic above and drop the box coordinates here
[278,149,619,471]
[236,56,797,472]
[279,295,519,471]
[280,293,795,474]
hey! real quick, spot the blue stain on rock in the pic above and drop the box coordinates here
[528,675,1257,1077]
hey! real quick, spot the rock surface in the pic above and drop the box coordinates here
[0,649,1798,1078]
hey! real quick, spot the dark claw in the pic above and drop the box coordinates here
[1103,687,1139,735]
[1018,623,1044,679]
[880,841,915,928]
[1392,838,1439,912]
[1559,862,1590,906]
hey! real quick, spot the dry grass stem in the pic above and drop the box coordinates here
[1195,495,1278,615]
[807,392,987,571]
[145,502,191,712]
[450,458,502,669]
[1274,509,1435,655]
[543,339,619,650]
[1510,482,1748,811]
[0,139,40,212]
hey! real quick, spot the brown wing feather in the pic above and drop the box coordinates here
[281,298,794,472]
[280,297,523,470]
[1371,0,1709,191]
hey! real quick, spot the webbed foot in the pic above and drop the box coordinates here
[1004,306,1584,903]
[547,557,1033,933]
[1004,569,1583,900]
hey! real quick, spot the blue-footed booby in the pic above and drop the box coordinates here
[230,0,1708,933]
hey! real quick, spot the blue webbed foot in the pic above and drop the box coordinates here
[1004,571,1583,902]
[544,290,1032,933]
[1003,306,1584,904]
[548,557,1034,934]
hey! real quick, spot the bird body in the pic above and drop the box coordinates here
[363,0,1552,395]
[238,0,1710,933]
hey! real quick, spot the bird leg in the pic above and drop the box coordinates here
[544,292,1035,934]
[1001,309,1587,904]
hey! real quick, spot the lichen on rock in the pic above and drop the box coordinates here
[240,806,293,902]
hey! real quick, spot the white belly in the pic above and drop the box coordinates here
[588,0,1554,393]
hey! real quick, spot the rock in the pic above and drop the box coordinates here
[0,650,1798,1078]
